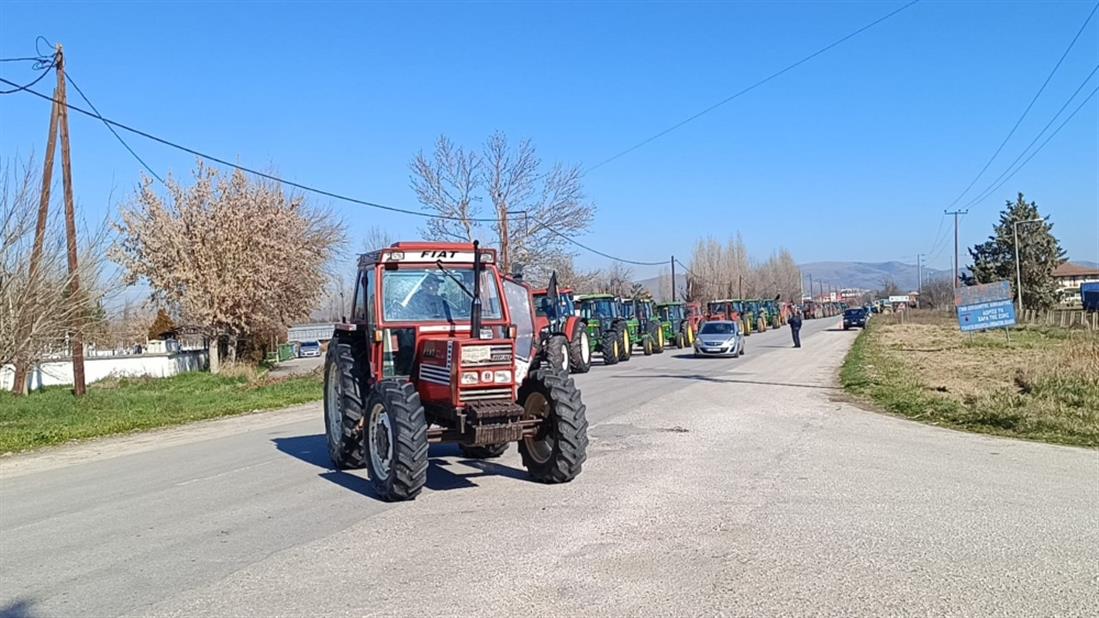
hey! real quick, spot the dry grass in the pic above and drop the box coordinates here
[842,311,1098,448]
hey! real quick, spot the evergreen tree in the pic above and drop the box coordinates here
[148,308,176,340]
[964,193,1065,310]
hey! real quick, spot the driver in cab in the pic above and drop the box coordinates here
[409,274,451,319]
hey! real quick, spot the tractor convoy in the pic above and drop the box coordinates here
[325,239,836,501]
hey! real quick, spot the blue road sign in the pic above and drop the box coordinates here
[958,299,1017,332]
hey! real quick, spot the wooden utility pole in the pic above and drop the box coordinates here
[670,256,676,302]
[12,52,64,394]
[56,46,87,395]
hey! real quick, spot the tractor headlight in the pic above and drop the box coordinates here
[461,371,479,385]
[493,370,512,383]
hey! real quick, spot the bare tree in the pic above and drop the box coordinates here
[921,276,954,310]
[112,162,344,367]
[410,132,595,283]
[601,262,634,297]
[362,225,393,253]
[1,156,111,394]
[410,135,481,242]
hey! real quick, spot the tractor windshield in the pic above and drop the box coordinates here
[622,302,636,319]
[664,305,685,321]
[383,267,504,322]
[581,299,617,319]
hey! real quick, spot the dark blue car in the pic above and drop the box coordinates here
[843,308,867,330]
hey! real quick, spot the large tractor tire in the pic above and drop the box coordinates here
[675,331,686,349]
[681,321,695,347]
[365,379,429,501]
[518,366,588,484]
[568,326,592,374]
[324,341,367,470]
[459,443,509,459]
[618,325,632,362]
[642,334,654,355]
[650,323,665,354]
[544,334,570,374]
[600,330,620,366]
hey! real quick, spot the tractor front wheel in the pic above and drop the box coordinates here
[568,327,592,374]
[324,341,367,470]
[544,334,570,374]
[518,367,588,484]
[675,331,686,349]
[365,380,429,501]
[642,335,654,355]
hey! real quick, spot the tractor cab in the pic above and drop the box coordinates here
[531,284,589,374]
[657,302,686,323]
[706,299,739,322]
[324,241,588,501]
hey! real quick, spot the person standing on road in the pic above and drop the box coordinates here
[789,309,803,348]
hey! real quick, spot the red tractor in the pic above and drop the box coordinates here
[324,241,588,501]
[531,285,591,374]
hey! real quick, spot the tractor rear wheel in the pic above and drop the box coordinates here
[618,325,632,362]
[650,323,665,354]
[324,341,367,470]
[518,367,588,483]
[601,330,620,366]
[365,380,429,501]
[568,327,592,374]
[459,443,509,459]
[545,334,569,373]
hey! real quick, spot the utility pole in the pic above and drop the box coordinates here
[497,193,510,275]
[808,274,813,301]
[945,209,968,289]
[670,256,676,302]
[55,45,87,396]
[12,50,63,395]
[916,253,924,308]
[1013,218,1043,315]
[738,274,743,299]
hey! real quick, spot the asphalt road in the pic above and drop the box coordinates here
[2,318,1096,617]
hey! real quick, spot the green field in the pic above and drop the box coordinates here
[841,312,1099,448]
[0,371,323,454]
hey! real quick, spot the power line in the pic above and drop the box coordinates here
[963,83,1099,209]
[64,72,165,184]
[963,63,1099,209]
[944,1,1098,209]
[0,77,504,225]
[1,74,674,268]
[0,55,55,94]
[583,0,922,174]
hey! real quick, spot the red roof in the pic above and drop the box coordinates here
[1053,262,1099,277]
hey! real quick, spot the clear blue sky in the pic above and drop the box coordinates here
[2,1,1097,282]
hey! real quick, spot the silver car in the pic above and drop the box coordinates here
[694,320,744,358]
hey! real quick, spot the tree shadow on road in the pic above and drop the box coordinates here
[0,599,39,618]
[610,373,839,390]
[271,435,533,501]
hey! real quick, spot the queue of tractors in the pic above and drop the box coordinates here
[323,237,829,501]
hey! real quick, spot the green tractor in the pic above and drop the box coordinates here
[743,299,769,333]
[576,293,631,365]
[655,301,696,348]
[762,299,783,329]
[622,298,665,355]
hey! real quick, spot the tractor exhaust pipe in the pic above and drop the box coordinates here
[471,240,483,339]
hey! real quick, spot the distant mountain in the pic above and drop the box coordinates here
[635,273,686,303]
[798,261,952,292]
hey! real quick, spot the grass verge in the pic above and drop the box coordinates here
[0,370,322,454]
[841,313,1098,448]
